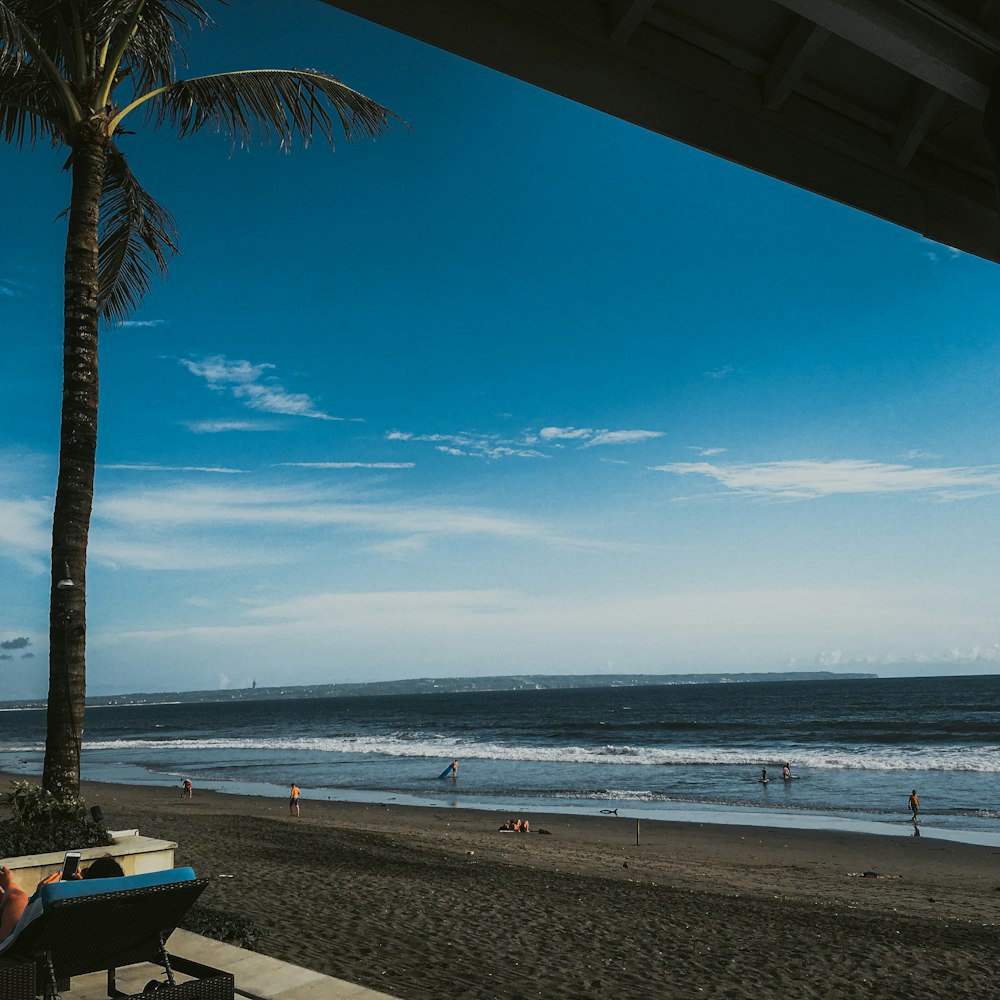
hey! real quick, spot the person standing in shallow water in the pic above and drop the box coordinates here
[289,783,300,818]
[908,789,919,823]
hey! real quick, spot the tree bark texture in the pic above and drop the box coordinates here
[43,134,109,799]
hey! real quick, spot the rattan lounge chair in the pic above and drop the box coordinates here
[0,867,234,1000]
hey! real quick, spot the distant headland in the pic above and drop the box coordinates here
[0,670,877,711]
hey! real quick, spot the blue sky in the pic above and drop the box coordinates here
[3,0,1000,697]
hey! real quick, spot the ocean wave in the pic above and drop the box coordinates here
[969,809,1000,820]
[2,734,989,774]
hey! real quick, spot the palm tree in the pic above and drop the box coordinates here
[0,0,398,798]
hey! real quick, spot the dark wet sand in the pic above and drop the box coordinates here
[3,774,999,998]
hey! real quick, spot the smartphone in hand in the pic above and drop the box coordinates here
[60,852,81,879]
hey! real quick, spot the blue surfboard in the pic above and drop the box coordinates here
[438,764,455,779]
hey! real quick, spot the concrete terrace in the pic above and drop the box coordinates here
[63,930,398,1000]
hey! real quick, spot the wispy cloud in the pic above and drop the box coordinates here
[93,537,291,571]
[0,497,52,573]
[118,319,168,328]
[538,426,664,448]
[185,420,276,434]
[102,463,244,474]
[110,583,995,680]
[919,236,961,263]
[704,365,735,379]
[369,536,428,558]
[900,449,941,461]
[539,427,594,442]
[390,425,665,458]
[387,430,546,460]
[86,481,599,571]
[0,277,27,298]
[583,430,663,448]
[279,462,416,470]
[653,458,1000,500]
[692,446,726,457]
[179,355,341,421]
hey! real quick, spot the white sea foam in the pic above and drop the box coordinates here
[17,734,991,773]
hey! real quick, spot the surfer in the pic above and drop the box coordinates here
[908,789,919,823]
[760,766,768,783]
[782,763,791,781]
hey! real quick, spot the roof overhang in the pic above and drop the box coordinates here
[322,0,1000,263]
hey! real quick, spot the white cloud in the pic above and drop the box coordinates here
[117,319,168,328]
[104,582,1000,684]
[919,236,961,262]
[185,420,275,434]
[369,536,428,558]
[583,430,664,448]
[92,537,290,571]
[539,427,594,441]
[280,462,415,470]
[693,447,726,457]
[179,355,340,421]
[387,430,546,460]
[653,458,1000,500]
[390,425,662,459]
[0,498,51,573]
[704,365,735,379]
[539,426,664,448]
[94,482,579,551]
[102,464,244,474]
[3,478,584,575]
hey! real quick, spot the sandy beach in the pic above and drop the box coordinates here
[2,774,998,999]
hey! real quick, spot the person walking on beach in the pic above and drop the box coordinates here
[908,789,919,823]
[180,778,193,799]
[289,783,301,818]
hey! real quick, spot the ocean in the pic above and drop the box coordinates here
[1,674,999,846]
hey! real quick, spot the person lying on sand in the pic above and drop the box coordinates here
[499,819,530,832]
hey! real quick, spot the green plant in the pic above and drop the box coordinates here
[0,781,112,858]
[3,781,87,824]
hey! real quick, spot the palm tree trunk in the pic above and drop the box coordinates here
[43,134,108,800]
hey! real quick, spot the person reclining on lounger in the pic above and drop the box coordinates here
[0,857,124,940]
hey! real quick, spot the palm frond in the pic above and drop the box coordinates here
[0,2,29,72]
[98,143,178,323]
[148,67,402,151]
[0,59,61,145]
[3,1,71,77]
[98,0,217,100]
